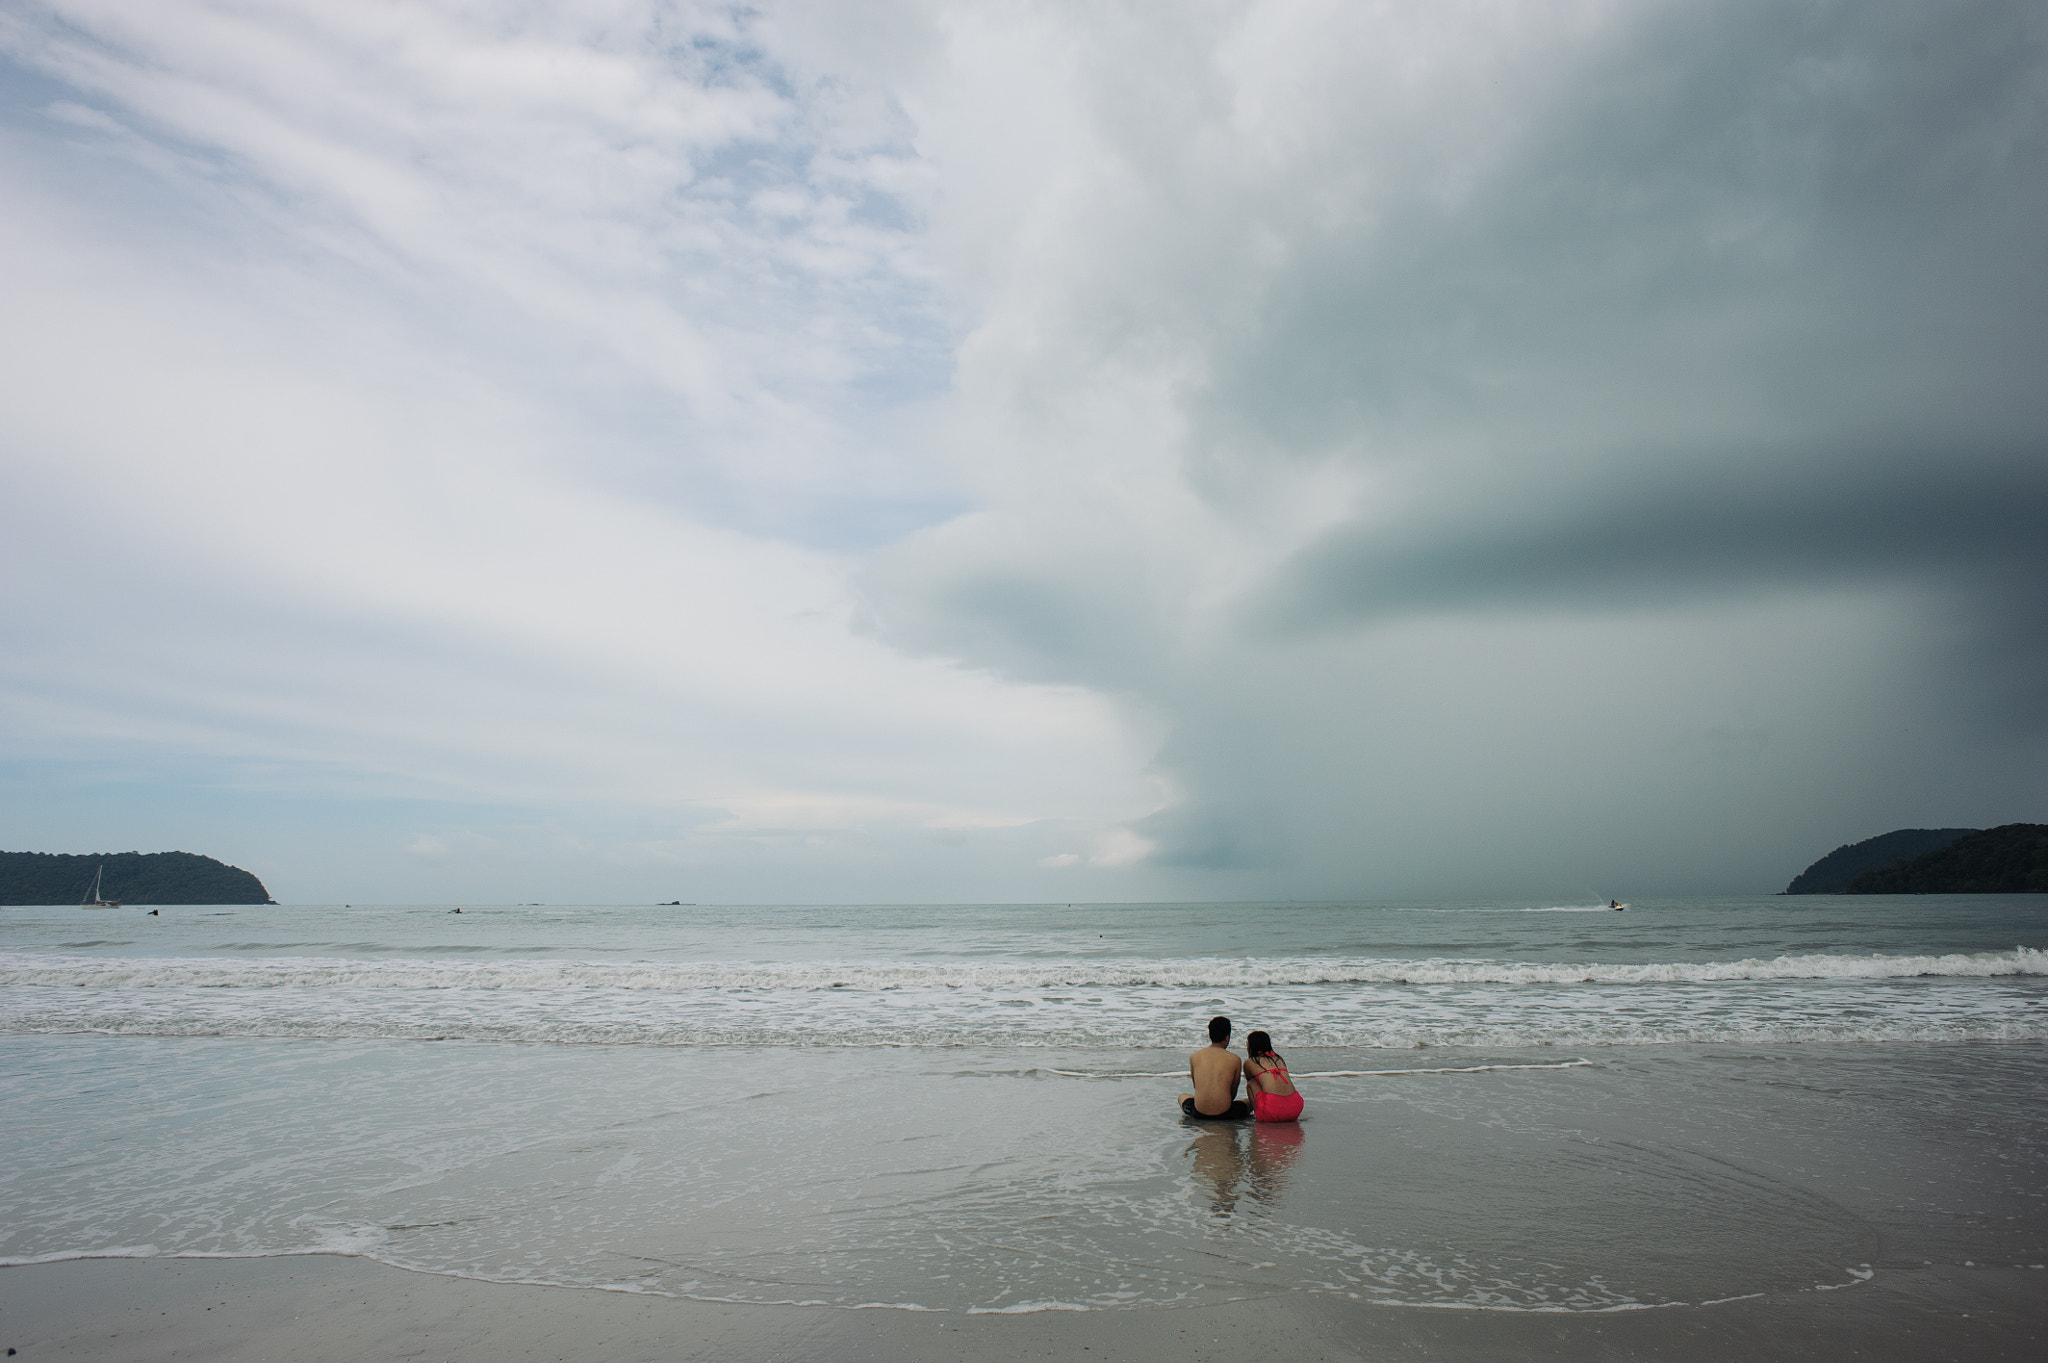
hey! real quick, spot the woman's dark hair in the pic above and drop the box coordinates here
[1208,1015,1231,1043]
[1245,1030,1275,1056]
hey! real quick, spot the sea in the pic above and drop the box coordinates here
[2,896,2044,1316]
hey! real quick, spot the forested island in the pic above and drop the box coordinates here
[1783,824,2047,895]
[1782,828,1979,893]
[0,851,274,905]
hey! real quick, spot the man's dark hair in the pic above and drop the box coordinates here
[1208,1015,1231,1043]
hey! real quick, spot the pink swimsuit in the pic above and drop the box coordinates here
[1249,1058,1304,1122]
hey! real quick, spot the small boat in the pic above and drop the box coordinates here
[80,864,122,909]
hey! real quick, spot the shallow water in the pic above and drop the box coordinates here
[2,897,2044,1312]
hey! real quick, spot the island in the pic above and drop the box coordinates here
[1782,824,2047,894]
[1781,828,1979,894]
[0,850,275,906]
[1843,824,2048,894]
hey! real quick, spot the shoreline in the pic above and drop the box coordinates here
[7,900,2043,1352]
[6,1038,2045,1318]
[4,1253,2043,1362]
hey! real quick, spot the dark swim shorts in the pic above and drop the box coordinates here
[1181,1097,1252,1121]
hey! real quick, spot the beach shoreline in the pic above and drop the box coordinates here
[5,1252,2042,1362]
[7,901,2044,1347]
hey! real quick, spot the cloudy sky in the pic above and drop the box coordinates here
[3,0,2043,903]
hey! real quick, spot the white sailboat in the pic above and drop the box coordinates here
[80,864,121,909]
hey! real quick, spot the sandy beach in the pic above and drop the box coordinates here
[6,1253,2044,1362]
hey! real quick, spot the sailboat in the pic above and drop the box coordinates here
[80,864,121,909]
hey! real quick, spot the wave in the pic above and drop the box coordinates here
[5,1010,2045,1049]
[3,947,2042,992]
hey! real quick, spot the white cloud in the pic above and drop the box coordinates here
[0,2,1163,898]
[1088,829,1156,869]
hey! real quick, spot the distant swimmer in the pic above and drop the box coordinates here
[1179,1015,1252,1120]
[147,909,158,916]
[451,907,462,913]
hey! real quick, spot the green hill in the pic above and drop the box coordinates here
[1781,828,1978,894]
[1845,824,2048,894]
[0,851,275,906]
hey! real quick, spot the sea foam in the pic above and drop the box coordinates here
[3,946,2042,992]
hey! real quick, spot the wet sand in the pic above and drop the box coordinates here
[4,1253,2043,1362]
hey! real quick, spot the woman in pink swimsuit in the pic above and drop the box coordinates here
[1242,1030,1304,1122]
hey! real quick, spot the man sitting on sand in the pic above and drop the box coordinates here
[1178,1015,1252,1120]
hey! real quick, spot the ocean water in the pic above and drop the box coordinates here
[3,896,2045,1314]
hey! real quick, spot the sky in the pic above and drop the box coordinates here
[2,0,2044,904]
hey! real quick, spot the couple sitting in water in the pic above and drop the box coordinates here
[1178,1015,1304,1122]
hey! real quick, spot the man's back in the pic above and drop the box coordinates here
[1187,1043,1242,1116]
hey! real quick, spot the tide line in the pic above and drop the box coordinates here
[1299,1059,1595,1077]
[1042,1058,1594,1079]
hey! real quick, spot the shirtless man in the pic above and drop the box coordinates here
[1178,1015,1250,1120]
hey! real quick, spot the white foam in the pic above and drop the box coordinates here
[0,1245,163,1267]
[1294,1059,1596,1077]
[965,1300,1096,1314]
[844,1302,946,1312]
[4,945,2042,991]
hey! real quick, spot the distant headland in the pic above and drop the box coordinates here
[0,851,275,906]
[1783,824,2048,895]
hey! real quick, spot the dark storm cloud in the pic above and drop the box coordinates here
[886,2,2048,701]
[1191,0,2048,466]
[1262,445,2048,628]
[1204,0,2048,733]
[1074,1,2048,887]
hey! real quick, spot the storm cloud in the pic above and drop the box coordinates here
[863,0,2048,890]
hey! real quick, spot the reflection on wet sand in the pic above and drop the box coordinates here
[1185,1120,1307,1214]
[1247,1121,1305,1204]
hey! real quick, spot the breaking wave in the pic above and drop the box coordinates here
[3,946,2042,992]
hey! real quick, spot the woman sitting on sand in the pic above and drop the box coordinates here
[1242,1030,1304,1123]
